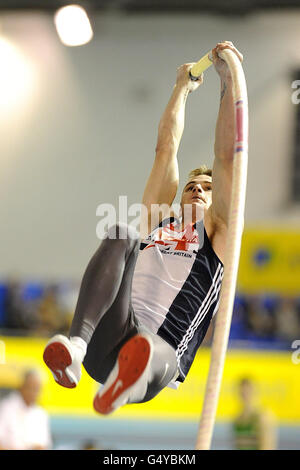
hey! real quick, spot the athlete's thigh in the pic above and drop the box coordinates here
[83,239,140,383]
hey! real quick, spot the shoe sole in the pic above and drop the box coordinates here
[93,335,151,415]
[43,341,76,389]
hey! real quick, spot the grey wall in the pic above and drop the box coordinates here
[1,10,300,278]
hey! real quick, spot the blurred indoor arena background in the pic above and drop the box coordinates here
[0,0,299,450]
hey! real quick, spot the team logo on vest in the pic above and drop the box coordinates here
[145,223,199,254]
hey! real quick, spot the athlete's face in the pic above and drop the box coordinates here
[180,175,212,217]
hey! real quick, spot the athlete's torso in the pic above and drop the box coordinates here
[131,217,224,382]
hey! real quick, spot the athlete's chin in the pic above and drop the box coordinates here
[180,200,208,216]
[192,200,205,205]
[191,200,207,210]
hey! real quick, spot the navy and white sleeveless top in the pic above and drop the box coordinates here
[131,217,224,383]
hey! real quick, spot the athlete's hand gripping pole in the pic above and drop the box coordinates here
[189,51,213,81]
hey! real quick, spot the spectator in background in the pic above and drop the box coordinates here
[232,377,277,450]
[246,296,277,340]
[0,369,52,450]
[3,280,27,331]
[275,297,300,343]
[3,280,43,333]
[33,285,71,337]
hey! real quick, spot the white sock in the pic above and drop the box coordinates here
[70,336,87,361]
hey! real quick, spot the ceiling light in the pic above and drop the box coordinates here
[54,4,93,47]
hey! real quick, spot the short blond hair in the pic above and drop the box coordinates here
[188,165,212,180]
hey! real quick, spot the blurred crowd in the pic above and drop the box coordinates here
[230,293,300,347]
[0,280,78,338]
[0,279,299,347]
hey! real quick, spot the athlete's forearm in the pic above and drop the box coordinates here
[155,84,189,155]
[214,75,235,161]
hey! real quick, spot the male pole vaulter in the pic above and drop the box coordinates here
[43,42,243,414]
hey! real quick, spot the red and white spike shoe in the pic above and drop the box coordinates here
[93,334,153,415]
[43,335,85,389]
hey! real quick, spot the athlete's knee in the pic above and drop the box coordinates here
[105,223,139,255]
[106,223,138,242]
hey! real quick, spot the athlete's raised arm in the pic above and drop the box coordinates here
[210,41,243,229]
[140,64,203,237]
